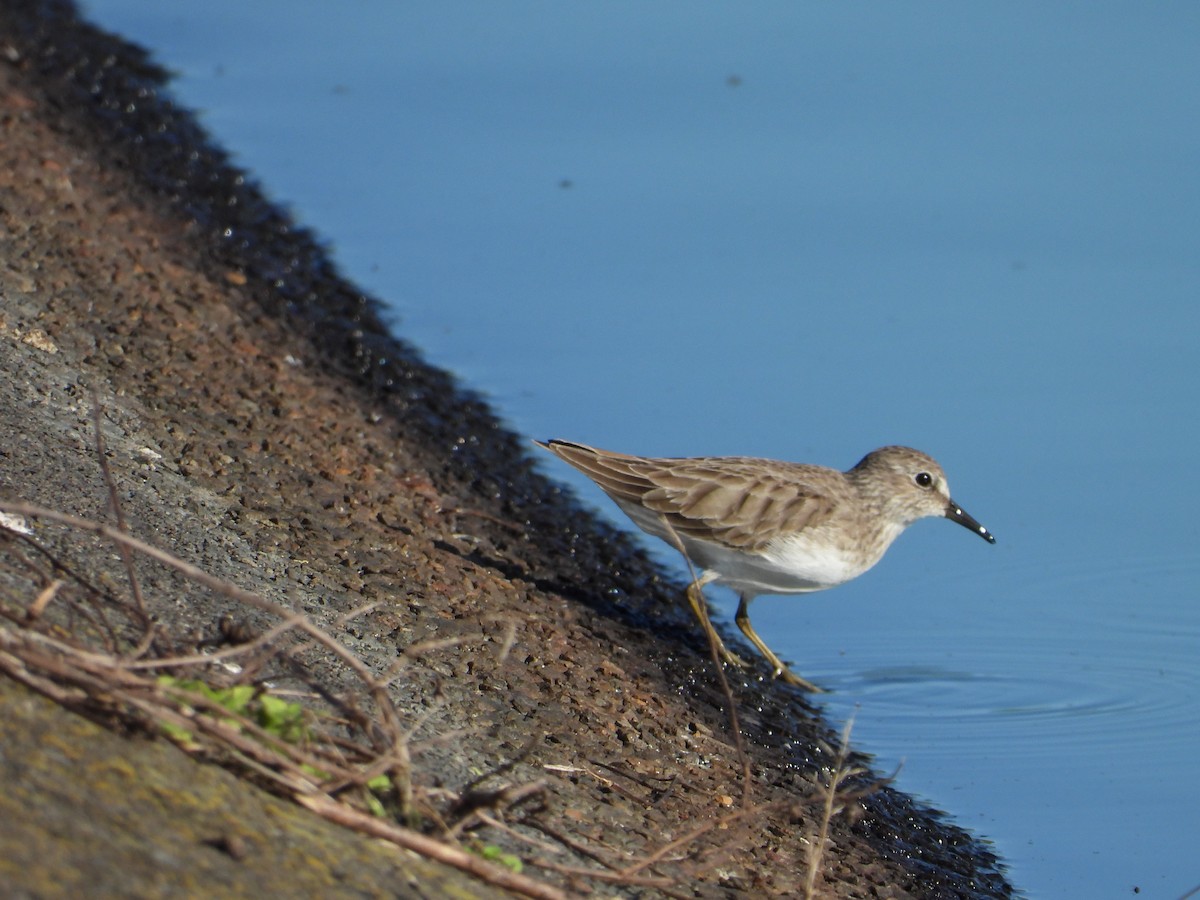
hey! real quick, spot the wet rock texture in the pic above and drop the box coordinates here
[0,3,1013,897]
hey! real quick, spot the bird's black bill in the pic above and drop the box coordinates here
[946,501,997,544]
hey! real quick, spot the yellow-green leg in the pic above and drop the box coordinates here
[734,595,824,693]
[684,572,751,669]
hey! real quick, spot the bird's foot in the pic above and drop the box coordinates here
[772,663,825,693]
[717,646,752,670]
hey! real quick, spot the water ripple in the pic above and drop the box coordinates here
[820,610,1199,765]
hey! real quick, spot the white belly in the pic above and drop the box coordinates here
[613,497,891,599]
[680,531,870,597]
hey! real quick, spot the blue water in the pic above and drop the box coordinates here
[80,3,1200,896]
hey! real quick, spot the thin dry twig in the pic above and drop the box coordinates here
[25,578,65,621]
[473,811,564,856]
[90,393,149,627]
[657,513,754,804]
[296,793,567,900]
[619,800,772,878]
[532,857,675,890]
[446,780,548,839]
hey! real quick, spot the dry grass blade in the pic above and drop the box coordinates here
[803,716,891,899]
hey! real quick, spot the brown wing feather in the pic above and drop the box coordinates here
[640,462,832,550]
[538,440,835,552]
[535,440,660,502]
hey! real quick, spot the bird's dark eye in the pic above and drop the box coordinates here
[915,472,933,488]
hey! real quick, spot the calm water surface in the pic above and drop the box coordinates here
[81,3,1200,895]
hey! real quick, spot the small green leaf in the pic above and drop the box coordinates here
[257,694,306,742]
[364,791,387,818]
[479,845,523,873]
[221,684,256,715]
[160,720,196,747]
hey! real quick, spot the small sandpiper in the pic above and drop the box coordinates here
[537,440,996,691]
